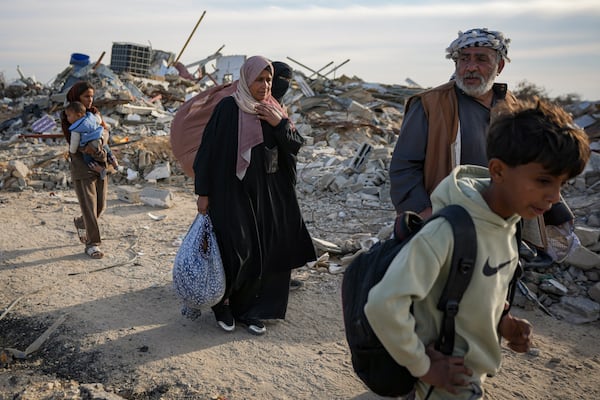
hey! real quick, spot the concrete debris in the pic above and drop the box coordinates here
[329,263,345,274]
[115,185,141,203]
[563,245,600,270]
[1,47,600,324]
[307,252,331,272]
[549,296,600,324]
[312,237,343,255]
[139,187,174,208]
[589,282,600,303]
[143,161,171,181]
[539,278,569,296]
[574,226,600,248]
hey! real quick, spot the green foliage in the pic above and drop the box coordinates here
[553,93,582,107]
[513,80,581,106]
[513,80,549,101]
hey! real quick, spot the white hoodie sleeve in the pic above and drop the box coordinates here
[69,131,81,154]
[364,220,453,378]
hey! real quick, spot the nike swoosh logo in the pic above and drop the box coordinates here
[482,258,513,276]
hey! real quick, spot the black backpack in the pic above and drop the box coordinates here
[341,204,478,397]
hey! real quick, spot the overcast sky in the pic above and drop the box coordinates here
[1,0,599,100]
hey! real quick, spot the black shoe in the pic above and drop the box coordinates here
[213,304,235,332]
[238,318,266,335]
[290,279,303,291]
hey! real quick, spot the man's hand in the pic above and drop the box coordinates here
[420,343,472,394]
[498,312,532,353]
[197,196,209,215]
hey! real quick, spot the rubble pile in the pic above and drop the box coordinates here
[1,54,600,324]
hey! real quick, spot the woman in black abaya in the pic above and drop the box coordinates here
[193,56,315,335]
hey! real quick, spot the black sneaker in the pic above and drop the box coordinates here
[290,279,303,291]
[213,304,235,332]
[239,318,266,335]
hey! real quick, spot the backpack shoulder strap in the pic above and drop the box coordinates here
[430,204,477,355]
[504,220,524,316]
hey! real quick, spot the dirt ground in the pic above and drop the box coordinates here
[0,186,599,400]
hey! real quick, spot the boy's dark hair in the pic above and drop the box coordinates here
[487,98,590,179]
[66,101,86,115]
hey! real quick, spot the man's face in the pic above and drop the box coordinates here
[455,47,504,98]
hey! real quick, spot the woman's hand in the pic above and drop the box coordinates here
[255,103,283,127]
[197,196,209,215]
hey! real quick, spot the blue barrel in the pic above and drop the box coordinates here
[70,53,90,71]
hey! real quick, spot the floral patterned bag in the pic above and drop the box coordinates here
[173,214,225,319]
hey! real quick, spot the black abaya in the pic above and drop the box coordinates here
[193,96,316,320]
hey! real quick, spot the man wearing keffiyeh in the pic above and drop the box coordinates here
[389,28,515,219]
[390,27,578,262]
[388,33,514,397]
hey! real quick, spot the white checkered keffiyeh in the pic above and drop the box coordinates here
[446,28,511,62]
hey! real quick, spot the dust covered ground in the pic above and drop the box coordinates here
[1,187,599,400]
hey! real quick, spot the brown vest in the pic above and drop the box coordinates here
[405,81,516,194]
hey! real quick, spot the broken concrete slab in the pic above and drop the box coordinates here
[550,295,600,324]
[115,185,141,203]
[564,245,600,270]
[139,186,174,208]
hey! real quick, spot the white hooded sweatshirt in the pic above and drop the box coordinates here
[364,165,521,399]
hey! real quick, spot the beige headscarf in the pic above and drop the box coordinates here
[233,55,286,180]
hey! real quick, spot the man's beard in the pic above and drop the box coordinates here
[456,64,498,97]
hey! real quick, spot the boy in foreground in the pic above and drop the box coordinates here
[364,99,590,399]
